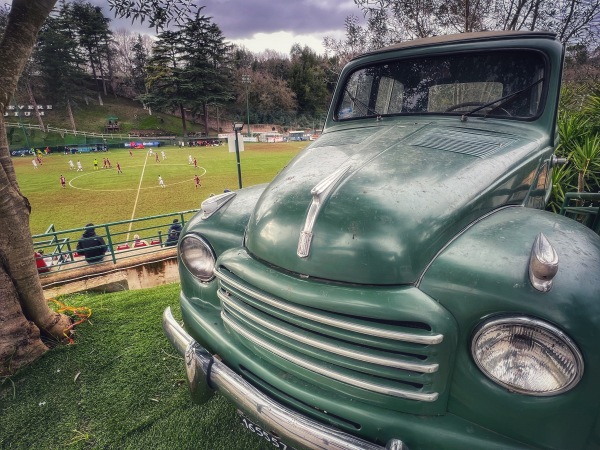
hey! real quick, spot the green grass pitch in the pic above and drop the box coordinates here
[13,142,306,234]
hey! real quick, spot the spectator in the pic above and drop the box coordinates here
[164,219,182,246]
[76,223,108,263]
[133,234,148,247]
[35,251,50,274]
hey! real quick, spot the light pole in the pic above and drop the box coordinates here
[241,74,251,137]
[233,122,244,189]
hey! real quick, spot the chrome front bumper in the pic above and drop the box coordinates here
[163,307,408,450]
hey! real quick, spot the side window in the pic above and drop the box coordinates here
[337,69,374,119]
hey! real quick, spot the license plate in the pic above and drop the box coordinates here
[238,411,293,449]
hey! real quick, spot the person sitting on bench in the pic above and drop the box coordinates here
[76,223,108,263]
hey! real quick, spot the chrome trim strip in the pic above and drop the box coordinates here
[215,269,443,345]
[297,164,351,257]
[163,307,403,450]
[219,290,438,373]
[222,312,439,402]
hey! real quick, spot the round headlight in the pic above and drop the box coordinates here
[180,234,216,282]
[471,317,583,396]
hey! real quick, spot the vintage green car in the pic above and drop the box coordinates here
[164,31,600,450]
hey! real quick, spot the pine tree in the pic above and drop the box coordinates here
[34,5,86,129]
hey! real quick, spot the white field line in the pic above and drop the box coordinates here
[126,151,150,242]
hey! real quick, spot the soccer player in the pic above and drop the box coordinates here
[77,160,83,171]
[193,158,197,169]
[188,155,193,164]
[32,159,38,169]
[93,158,98,170]
[158,175,165,188]
[68,159,75,170]
[106,158,112,168]
[60,175,66,188]
[161,150,166,160]
[155,152,160,163]
[116,162,122,174]
[129,149,133,157]
[194,174,201,189]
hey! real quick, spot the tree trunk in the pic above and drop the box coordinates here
[66,97,77,132]
[203,102,209,136]
[179,103,187,136]
[98,56,108,96]
[0,261,48,376]
[0,0,71,374]
[105,44,116,96]
[26,79,45,131]
[88,46,104,106]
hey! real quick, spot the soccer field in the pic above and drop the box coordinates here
[14,142,306,234]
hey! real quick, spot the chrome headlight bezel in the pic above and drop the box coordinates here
[471,316,584,396]
[179,234,216,282]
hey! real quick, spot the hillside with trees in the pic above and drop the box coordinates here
[0,1,337,140]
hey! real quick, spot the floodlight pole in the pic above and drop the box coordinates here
[234,125,243,189]
[242,75,251,137]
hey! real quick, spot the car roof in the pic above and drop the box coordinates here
[354,31,558,60]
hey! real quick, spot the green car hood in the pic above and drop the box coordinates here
[245,121,544,284]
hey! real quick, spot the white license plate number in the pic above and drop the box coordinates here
[238,412,292,449]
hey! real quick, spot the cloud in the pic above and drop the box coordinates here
[202,0,360,39]
[229,29,348,55]
[3,0,363,55]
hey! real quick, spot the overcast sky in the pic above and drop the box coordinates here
[0,0,363,54]
[108,0,363,55]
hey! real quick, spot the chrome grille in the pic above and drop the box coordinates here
[215,267,448,405]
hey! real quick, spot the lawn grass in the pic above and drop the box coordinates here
[0,284,270,450]
[13,142,306,235]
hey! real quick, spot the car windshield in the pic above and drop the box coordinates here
[335,50,546,121]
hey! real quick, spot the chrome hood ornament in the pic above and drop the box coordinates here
[201,191,236,220]
[529,232,559,292]
[297,165,351,258]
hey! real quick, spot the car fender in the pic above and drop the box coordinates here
[419,205,600,449]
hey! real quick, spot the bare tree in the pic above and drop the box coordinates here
[347,0,600,49]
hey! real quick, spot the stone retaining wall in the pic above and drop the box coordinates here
[41,248,179,299]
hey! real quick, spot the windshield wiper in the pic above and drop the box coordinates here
[460,77,545,122]
[344,88,381,117]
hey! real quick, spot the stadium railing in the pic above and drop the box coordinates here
[32,209,200,275]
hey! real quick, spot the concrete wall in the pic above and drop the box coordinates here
[41,248,179,299]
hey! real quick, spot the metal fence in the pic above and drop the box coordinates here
[33,209,200,275]
[559,192,600,235]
